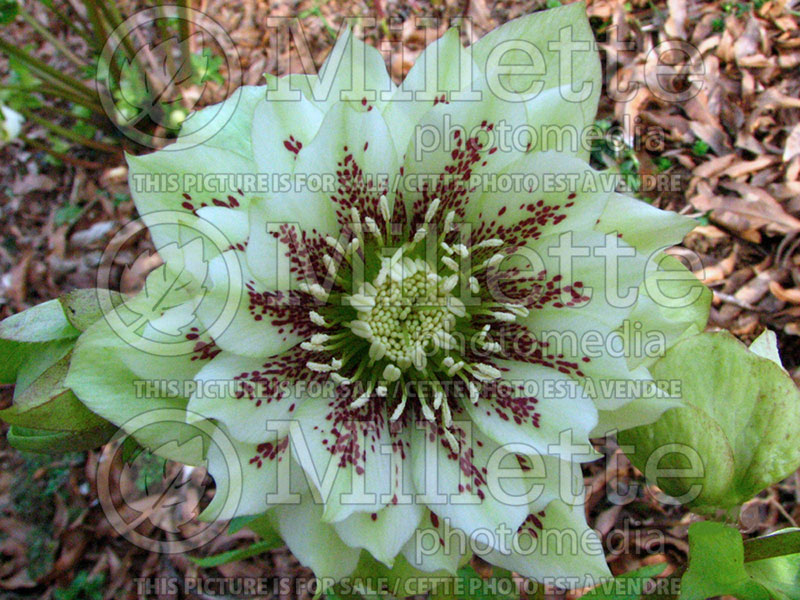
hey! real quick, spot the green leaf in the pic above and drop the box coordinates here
[743,528,800,563]
[339,551,457,599]
[680,522,770,600]
[448,564,517,600]
[117,33,201,130]
[0,0,18,25]
[619,331,800,512]
[228,514,263,535]
[692,140,710,157]
[227,513,284,550]
[54,204,84,227]
[120,436,145,464]
[745,530,800,600]
[579,563,668,600]
[59,288,124,332]
[190,538,281,568]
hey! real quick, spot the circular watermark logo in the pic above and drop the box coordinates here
[96,409,243,554]
[96,6,242,149]
[95,209,243,357]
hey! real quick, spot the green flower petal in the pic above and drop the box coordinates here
[0,351,110,434]
[516,231,651,410]
[0,299,79,384]
[624,253,711,369]
[591,382,682,437]
[64,274,217,465]
[0,298,79,343]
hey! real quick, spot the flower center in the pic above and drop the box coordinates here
[299,196,530,449]
[349,256,459,371]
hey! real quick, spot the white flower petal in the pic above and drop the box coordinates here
[595,193,696,256]
[194,206,249,247]
[397,74,527,221]
[470,2,601,132]
[203,426,308,519]
[126,148,255,250]
[383,28,479,156]
[310,26,396,112]
[0,104,24,142]
[401,509,465,575]
[522,85,594,159]
[410,420,530,541]
[187,350,306,444]
[251,85,324,175]
[176,85,266,156]
[256,101,399,242]
[269,494,362,581]
[463,359,597,458]
[194,249,310,358]
[333,501,424,568]
[475,499,611,587]
[289,395,400,523]
[464,150,611,244]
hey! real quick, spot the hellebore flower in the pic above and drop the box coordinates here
[37,2,710,588]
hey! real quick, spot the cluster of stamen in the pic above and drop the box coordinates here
[351,261,458,369]
[300,196,530,449]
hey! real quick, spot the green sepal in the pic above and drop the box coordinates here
[7,422,117,454]
[59,288,124,332]
[0,299,80,383]
[0,351,109,432]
